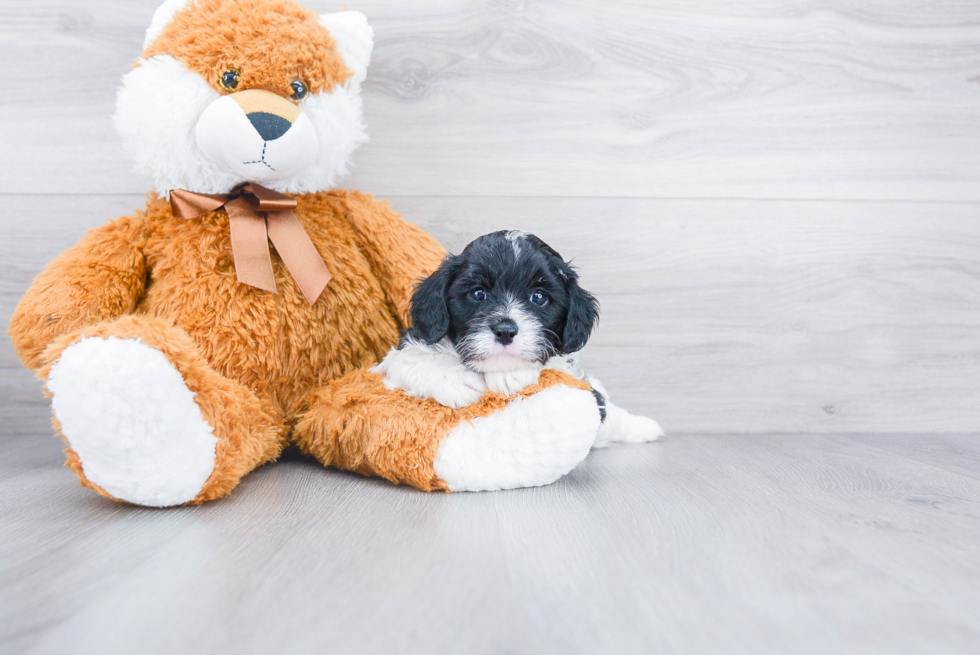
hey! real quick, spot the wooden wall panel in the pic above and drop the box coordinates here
[3,194,978,434]
[0,1,978,199]
[2,1,977,434]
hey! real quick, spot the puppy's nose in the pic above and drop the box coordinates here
[230,89,300,142]
[491,319,519,345]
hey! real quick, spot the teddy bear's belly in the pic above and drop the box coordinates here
[137,254,401,420]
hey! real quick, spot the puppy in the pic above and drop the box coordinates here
[372,230,663,447]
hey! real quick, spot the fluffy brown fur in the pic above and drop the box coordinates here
[294,369,594,492]
[10,0,603,504]
[10,191,447,502]
[144,0,351,96]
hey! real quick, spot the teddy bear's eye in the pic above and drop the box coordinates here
[290,79,309,101]
[219,68,241,92]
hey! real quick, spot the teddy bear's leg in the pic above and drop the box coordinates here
[294,369,601,492]
[430,384,602,492]
[39,316,284,507]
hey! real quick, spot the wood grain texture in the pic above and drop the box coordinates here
[1,1,979,198]
[2,3,979,652]
[3,194,978,435]
[1,433,979,654]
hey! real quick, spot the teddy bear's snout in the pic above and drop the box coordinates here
[231,89,300,142]
[194,86,320,183]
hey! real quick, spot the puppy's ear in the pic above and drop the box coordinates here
[561,269,600,354]
[408,256,460,344]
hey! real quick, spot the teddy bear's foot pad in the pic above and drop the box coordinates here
[433,386,601,492]
[47,336,218,507]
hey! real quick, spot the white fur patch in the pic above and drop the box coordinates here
[505,230,528,257]
[320,11,374,86]
[114,55,368,196]
[115,55,233,196]
[372,337,487,409]
[46,336,218,507]
[278,82,368,195]
[543,352,586,379]
[484,367,542,395]
[434,386,600,491]
[143,0,190,50]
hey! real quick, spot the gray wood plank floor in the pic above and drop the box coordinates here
[1,431,979,654]
[2,0,979,653]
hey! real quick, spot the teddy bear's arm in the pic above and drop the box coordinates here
[8,215,147,370]
[338,191,446,330]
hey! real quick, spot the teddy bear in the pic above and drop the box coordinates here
[8,0,613,507]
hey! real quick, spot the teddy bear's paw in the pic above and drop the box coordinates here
[433,386,600,492]
[46,336,218,507]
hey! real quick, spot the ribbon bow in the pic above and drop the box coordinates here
[170,183,331,305]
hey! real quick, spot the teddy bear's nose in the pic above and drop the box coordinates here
[228,89,301,142]
[247,112,292,141]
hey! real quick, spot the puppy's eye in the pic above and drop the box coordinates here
[220,68,241,91]
[469,289,487,302]
[530,290,548,306]
[290,79,309,101]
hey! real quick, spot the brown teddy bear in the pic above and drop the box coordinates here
[8,0,615,506]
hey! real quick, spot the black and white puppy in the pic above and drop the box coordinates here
[373,230,663,447]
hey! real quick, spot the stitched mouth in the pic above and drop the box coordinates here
[243,142,276,171]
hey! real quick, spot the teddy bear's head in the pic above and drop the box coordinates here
[115,0,373,196]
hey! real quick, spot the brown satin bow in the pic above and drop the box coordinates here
[169,183,331,305]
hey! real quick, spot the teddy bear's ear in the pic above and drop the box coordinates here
[143,0,190,50]
[319,10,374,86]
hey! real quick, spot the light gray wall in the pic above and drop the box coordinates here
[1,0,978,434]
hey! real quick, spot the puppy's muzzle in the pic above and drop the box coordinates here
[491,318,518,345]
[230,89,300,141]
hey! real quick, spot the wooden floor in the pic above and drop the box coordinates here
[1,429,979,654]
[2,0,980,653]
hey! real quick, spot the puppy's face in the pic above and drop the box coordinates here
[410,231,599,372]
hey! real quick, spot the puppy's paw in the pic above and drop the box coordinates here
[594,405,665,448]
[616,412,665,443]
[374,340,487,409]
[484,368,541,396]
[431,368,487,409]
